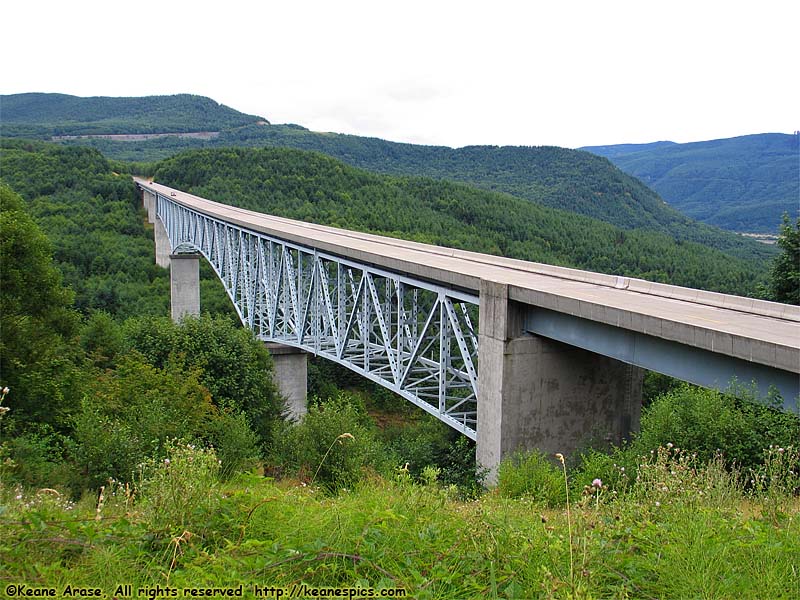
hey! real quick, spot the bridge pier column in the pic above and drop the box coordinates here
[154,218,171,268]
[170,253,200,322]
[477,281,642,483]
[143,190,156,224]
[265,343,308,421]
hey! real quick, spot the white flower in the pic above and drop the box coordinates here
[592,478,603,489]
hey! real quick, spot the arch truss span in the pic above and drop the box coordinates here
[156,193,480,438]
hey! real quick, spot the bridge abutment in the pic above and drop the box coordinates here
[170,253,200,321]
[477,281,642,482]
[265,343,308,421]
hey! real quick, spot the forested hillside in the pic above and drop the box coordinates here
[152,146,771,295]
[52,124,775,257]
[583,133,800,233]
[0,93,266,137]
[9,93,785,256]
[0,139,235,317]
[61,124,773,261]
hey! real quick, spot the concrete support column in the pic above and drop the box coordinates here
[170,253,200,322]
[144,190,155,224]
[477,280,642,482]
[266,343,308,421]
[154,218,171,268]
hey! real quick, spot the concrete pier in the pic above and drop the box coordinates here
[477,280,642,481]
[265,343,308,421]
[144,190,156,224]
[170,253,200,322]
[155,218,171,268]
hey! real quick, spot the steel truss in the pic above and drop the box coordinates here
[156,193,480,438]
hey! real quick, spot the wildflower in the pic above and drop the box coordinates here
[2,386,9,395]
[666,443,674,449]
[15,494,23,500]
[164,458,170,465]
[0,406,9,415]
[592,478,603,489]
[655,501,661,507]
[778,447,785,453]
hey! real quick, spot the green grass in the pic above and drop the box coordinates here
[1,448,798,600]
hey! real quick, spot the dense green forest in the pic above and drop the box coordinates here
[7,93,791,246]
[53,125,778,253]
[583,133,800,233]
[0,139,237,317]
[152,146,772,295]
[1,136,798,597]
[0,93,266,137]
[0,140,475,496]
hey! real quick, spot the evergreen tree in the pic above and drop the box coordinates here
[0,184,82,430]
[768,214,800,305]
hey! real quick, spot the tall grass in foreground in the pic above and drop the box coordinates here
[1,442,797,599]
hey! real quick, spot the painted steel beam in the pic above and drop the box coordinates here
[152,189,481,438]
[525,307,799,410]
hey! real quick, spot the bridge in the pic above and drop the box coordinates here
[135,178,800,477]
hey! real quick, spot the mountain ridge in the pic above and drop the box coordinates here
[582,133,799,233]
[0,92,781,255]
[0,92,267,137]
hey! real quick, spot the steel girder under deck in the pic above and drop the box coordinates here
[157,194,480,438]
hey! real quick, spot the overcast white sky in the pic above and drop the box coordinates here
[2,0,797,149]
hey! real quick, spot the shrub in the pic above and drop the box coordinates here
[386,416,454,479]
[750,444,800,499]
[80,310,123,369]
[497,449,566,506]
[271,393,384,492]
[384,414,484,497]
[571,446,635,498]
[136,439,220,533]
[634,383,800,471]
[122,315,283,445]
[206,409,261,480]
[3,424,81,492]
[630,444,742,509]
[73,354,215,487]
[72,405,142,490]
